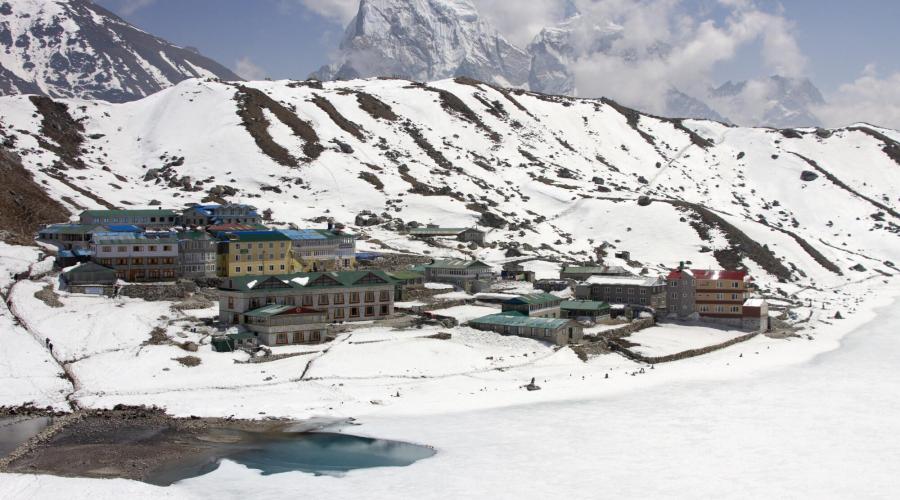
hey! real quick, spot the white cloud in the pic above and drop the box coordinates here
[296,0,359,23]
[234,57,267,81]
[118,0,156,16]
[816,66,900,129]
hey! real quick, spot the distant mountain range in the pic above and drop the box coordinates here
[312,0,827,128]
[0,0,240,102]
[1,0,827,127]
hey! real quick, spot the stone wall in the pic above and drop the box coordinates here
[610,331,759,364]
[120,281,197,301]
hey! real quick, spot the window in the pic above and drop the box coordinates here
[149,246,156,252]
[381,305,388,315]
[163,245,171,251]
[102,246,112,252]
[302,295,313,306]
[732,281,740,288]
[334,308,345,319]
[276,333,288,345]
[333,293,345,304]
[379,290,390,301]
[731,306,740,313]
[717,281,724,288]
[310,331,321,342]
[365,291,375,303]
[117,246,126,252]
[227,297,234,308]
[292,332,303,344]
[258,266,263,272]
[365,306,375,317]
[716,305,725,313]
[268,265,274,271]
[318,294,329,305]
[350,307,359,317]
[731,293,739,300]
[350,292,360,303]
[235,266,241,273]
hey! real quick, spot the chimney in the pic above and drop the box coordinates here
[679,261,684,271]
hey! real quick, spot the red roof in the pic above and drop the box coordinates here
[667,269,749,281]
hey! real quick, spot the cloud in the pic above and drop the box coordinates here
[815,65,900,129]
[118,0,156,16]
[472,0,569,48]
[296,0,359,23]
[234,57,267,81]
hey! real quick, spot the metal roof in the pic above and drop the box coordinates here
[387,270,424,280]
[226,231,291,243]
[561,300,611,312]
[278,229,353,241]
[223,270,395,292]
[503,293,561,305]
[561,266,630,275]
[243,305,323,318]
[409,227,468,235]
[426,259,491,269]
[469,313,573,329]
[81,209,178,217]
[39,224,104,235]
[583,275,665,287]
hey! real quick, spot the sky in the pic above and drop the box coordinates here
[94,0,900,128]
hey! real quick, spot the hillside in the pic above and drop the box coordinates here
[0,76,898,298]
[0,0,241,102]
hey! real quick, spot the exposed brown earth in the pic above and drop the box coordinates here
[0,147,69,244]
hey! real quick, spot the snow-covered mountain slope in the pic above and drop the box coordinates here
[311,0,529,87]
[1,77,898,296]
[0,0,241,102]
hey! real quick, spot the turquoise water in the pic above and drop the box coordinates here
[147,431,435,486]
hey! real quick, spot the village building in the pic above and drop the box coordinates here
[500,262,535,282]
[79,209,180,229]
[217,270,396,325]
[559,265,631,281]
[91,232,179,282]
[423,259,493,293]
[666,267,763,329]
[408,227,486,245]
[741,298,769,333]
[182,204,262,227]
[278,227,356,272]
[560,300,611,322]
[55,248,94,268]
[37,224,107,250]
[61,261,117,296]
[207,223,269,233]
[216,231,292,278]
[468,312,583,346]
[240,305,330,346]
[501,293,562,318]
[575,275,667,312]
[534,279,570,292]
[177,231,218,279]
[387,270,425,301]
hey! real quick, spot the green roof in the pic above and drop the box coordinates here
[81,209,178,217]
[426,259,491,269]
[388,271,424,280]
[224,270,396,292]
[469,313,573,329]
[228,231,291,243]
[561,300,611,312]
[178,230,211,240]
[409,227,468,235]
[40,224,104,235]
[243,304,323,318]
[504,293,561,305]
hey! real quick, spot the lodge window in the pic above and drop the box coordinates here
[365,306,375,317]
[716,305,725,312]
[380,305,388,315]
[350,307,359,317]
[334,308,345,319]
[732,281,740,288]
[292,332,302,344]
[302,295,313,306]
[276,334,288,345]
[731,293,739,300]
[227,297,234,308]
[365,291,375,303]
[333,293,345,304]
[350,292,360,303]
[717,281,724,288]
[257,266,263,272]
[379,290,390,301]
[731,306,740,313]
[236,266,241,272]
[318,294,329,305]
[310,331,321,342]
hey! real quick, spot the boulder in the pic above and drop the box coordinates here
[800,171,819,182]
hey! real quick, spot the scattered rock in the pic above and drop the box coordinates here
[800,170,819,181]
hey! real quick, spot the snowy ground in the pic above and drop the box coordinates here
[626,322,750,357]
[0,239,898,497]
[428,304,498,323]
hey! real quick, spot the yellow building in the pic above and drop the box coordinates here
[217,231,292,277]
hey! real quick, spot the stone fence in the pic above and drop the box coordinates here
[610,331,759,364]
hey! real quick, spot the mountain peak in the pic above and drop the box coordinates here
[311,0,530,87]
[0,0,241,102]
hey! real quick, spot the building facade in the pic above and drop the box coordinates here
[80,209,179,229]
[241,305,330,346]
[183,204,261,227]
[408,227,486,245]
[667,268,757,327]
[468,312,583,346]
[92,233,179,282]
[575,275,667,311]
[37,224,105,250]
[178,231,218,279]
[501,293,562,318]
[560,265,631,281]
[279,228,356,272]
[424,259,493,293]
[561,300,611,322]
[217,231,292,277]
[218,270,396,325]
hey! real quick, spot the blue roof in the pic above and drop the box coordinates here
[105,224,142,233]
[278,229,328,240]
[355,252,381,259]
[73,248,93,256]
[58,250,74,257]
